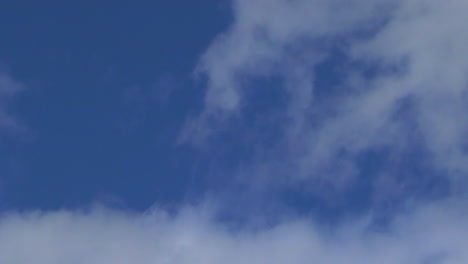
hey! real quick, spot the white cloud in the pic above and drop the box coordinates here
[0,201,467,263]
[183,0,468,197]
[351,0,468,175]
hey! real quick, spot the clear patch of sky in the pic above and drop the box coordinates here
[0,1,231,211]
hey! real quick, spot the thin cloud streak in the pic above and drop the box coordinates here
[0,72,24,131]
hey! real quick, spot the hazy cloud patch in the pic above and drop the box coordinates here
[183,0,468,204]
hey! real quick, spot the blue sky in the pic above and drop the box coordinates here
[1,0,468,263]
[0,1,230,211]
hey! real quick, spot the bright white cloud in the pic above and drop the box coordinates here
[0,202,467,264]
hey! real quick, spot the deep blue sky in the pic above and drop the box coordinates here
[0,1,231,211]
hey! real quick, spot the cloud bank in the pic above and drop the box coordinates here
[1,201,468,264]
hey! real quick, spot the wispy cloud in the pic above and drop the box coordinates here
[0,72,24,132]
[183,0,468,201]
